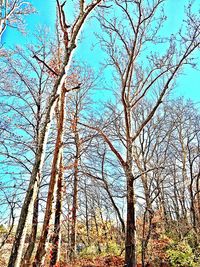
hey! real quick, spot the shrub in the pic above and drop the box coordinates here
[167,241,198,267]
[106,241,121,255]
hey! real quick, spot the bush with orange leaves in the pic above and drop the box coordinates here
[136,209,172,265]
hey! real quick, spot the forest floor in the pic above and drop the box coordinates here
[62,256,124,267]
[0,255,124,267]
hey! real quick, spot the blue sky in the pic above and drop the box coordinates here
[2,0,200,103]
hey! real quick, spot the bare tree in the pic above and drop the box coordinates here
[81,0,200,266]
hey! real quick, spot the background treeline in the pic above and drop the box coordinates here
[0,0,200,267]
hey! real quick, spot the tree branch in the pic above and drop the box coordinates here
[78,121,127,167]
[32,54,59,77]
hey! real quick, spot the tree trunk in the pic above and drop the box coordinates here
[50,154,64,266]
[33,87,66,266]
[84,181,90,245]
[70,113,80,260]
[103,178,125,234]
[141,208,154,267]
[93,206,102,254]
[21,193,39,266]
[125,170,136,267]
[196,172,200,232]
[141,173,153,267]
[8,170,42,267]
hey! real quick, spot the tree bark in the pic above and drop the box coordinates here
[70,117,80,260]
[125,169,136,267]
[84,181,90,245]
[50,154,64,266]
[33,86,66,266]
[21,193,39,266]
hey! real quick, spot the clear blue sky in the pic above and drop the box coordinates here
[2,0,200,103]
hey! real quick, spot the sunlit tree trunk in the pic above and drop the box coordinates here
[21,193,39,266]
[33,86,66,266]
